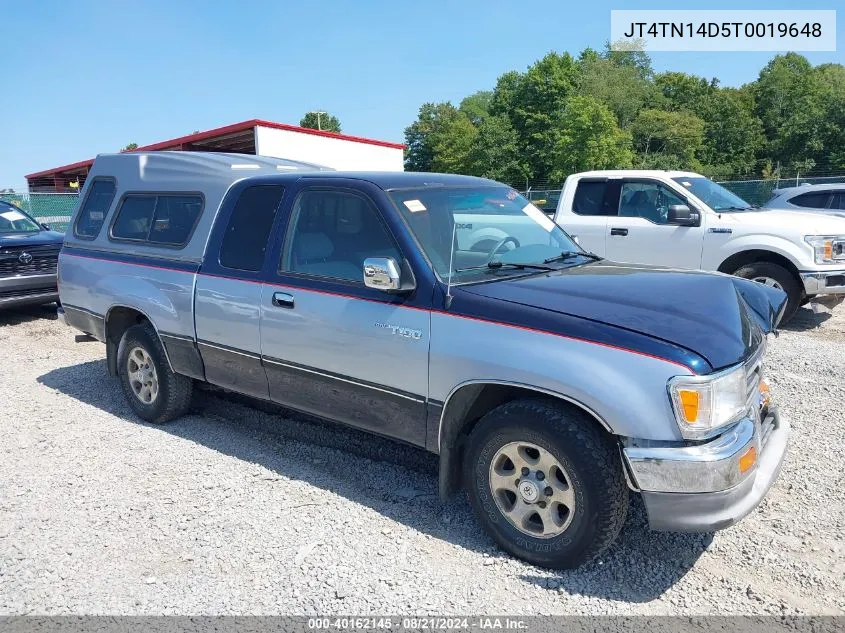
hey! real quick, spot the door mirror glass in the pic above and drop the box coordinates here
[363,257,401,291]
[667,204,699,226]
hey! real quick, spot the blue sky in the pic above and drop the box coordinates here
[2,0,842,188]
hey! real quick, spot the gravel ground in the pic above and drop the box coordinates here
[0,303,843,616]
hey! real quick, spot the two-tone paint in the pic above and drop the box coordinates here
[59,153,790,534]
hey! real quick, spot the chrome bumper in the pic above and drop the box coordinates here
[624,408,789,532]
[800,269,845,295]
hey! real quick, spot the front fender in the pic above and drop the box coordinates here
[429,312,692,444]
[703,233,811,272]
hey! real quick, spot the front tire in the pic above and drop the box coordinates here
[464,399,628,569]
[732,261,802,323]
[117,321,193,424]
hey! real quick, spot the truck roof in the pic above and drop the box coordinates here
[568,169,705,180]
[88,151,333,186]
[86,152,499,191]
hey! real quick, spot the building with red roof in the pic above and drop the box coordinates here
[26,119,406,192]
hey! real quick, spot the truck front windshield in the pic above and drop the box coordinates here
[0,202,41,233]
[672,177,753,212]
[389,186,582,284]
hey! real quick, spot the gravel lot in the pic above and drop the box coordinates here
[1,303,843,616]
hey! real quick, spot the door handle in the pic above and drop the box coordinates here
[610,227,629,236]
[272,291,294,308]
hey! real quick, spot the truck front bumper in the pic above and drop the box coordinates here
[623,408,789,532]
[0,273,59,309]
[800,269,845,295]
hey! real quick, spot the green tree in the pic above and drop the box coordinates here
[814,63,845,170]
[489,71,522,117]
[576,56,656,128]
[299,111,342,133]
[549,96,633,180]
[602,42,653,80]
[122,142,138,151]
[697,88,764,178]
[655,72,762,176]
[631,109,705,170]
[430,109,477,173]
[459,91,493,126]
[752,53,824,169]
[466,115,528,185]
[655,72,714,111]
[403,102,475,173]
[404,102,447,172]
[495,52,579,180]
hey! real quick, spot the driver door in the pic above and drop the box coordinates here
[259,184,430,447]
[605,179,706,269]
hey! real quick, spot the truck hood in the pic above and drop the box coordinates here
[0,230,65,248]
[459,261,786,371]
[719,208,845,233]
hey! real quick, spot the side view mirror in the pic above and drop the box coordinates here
[363,257,402,291]
[667,204,700,227]
[571,234,580,245]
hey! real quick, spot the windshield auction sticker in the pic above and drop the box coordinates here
[610,10,836,51]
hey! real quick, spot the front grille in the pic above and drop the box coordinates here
[0,287,56,300]
[0,245,60,276]
[744,345,764,411]
[743,342,778,448]
[760,412,776,447]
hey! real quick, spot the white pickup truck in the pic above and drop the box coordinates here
[553,170,845,321]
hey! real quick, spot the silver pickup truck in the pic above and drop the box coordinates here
[58,152,790,569]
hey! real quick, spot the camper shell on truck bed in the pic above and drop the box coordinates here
[58,152,790,570]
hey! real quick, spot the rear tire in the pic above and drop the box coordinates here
[463,399,628,569]
[117,321,193,424]
[732,261,802,324]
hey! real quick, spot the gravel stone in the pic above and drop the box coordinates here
[0,303,843,614]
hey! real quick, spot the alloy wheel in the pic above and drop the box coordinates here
[488,441,576,538]
[127,346,159,405]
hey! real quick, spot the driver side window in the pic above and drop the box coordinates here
[619,182,686,225]
[281,189,401,284]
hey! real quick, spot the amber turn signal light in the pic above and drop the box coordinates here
[739,445,758,474]
[678,389,700,423]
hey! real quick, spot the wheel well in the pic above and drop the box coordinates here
[717,250,802,289]
[104,307,150,376]
[437,383,612,500]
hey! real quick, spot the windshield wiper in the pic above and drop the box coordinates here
[543,251,603,264]
[455,261,556,273]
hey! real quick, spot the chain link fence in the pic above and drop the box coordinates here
[0,192,79,232]
[719,175,845,206]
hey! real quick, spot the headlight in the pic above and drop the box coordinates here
[668,364,748,440]
[804,235,845,264]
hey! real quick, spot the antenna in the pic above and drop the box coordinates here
[444,219,458,310]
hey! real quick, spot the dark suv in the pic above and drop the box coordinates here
[0,200,64,309]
